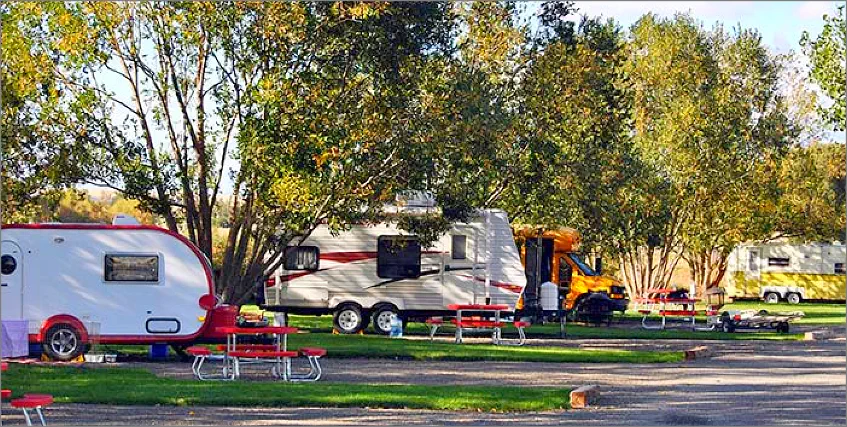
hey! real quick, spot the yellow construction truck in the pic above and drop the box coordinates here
[514,227,628,320]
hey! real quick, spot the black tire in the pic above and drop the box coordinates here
[764,292,780,304]
[721,321,736,333]
[371,305,398,335]
[43,323,85,361]
[333,304,366,334]
[567,295,587,322]
[786,293,801,305]
[776,322,790,333]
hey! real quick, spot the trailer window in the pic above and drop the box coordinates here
[377,236,421,279]
[835,263,845,274]
[1,255,16,275]
[451,235,467,260]
[768,257,790,267]
[284,246,319,271]
[105,255,159,282]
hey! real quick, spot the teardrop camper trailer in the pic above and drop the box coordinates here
[1,216,236,360]
[260,209,527,334]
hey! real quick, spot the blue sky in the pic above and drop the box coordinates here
[567,1,839,55]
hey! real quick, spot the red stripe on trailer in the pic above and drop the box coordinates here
[457,274,523,294]
[321,252,378,263]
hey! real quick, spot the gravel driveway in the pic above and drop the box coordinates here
[3,330,844,425]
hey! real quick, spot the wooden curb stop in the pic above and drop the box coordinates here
[803,329,838,341]
[683,345,712,360]
[569,385,599,409]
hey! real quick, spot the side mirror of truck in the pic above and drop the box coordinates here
[595,257,603,275]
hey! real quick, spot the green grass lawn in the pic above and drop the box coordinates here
[279,314,803,341]
[284,333,684,363]
[98,332,683,364]
[1,364,571,411]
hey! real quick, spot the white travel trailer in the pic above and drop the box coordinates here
[261,209,527,334]
[725,242,846,304]
[1,216,236,360]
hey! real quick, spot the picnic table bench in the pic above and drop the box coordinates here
[426,304,529,346]
[635,288,700,330]
[186,326,325,382]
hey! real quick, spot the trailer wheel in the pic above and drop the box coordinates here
[764,292,780,304]
[776,322,790,333]
[371,305,398,335]
[333,304,365,334]
[43,323,84,361]
[786,293,801,305]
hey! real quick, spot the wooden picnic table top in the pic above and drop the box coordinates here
[214,326,298,335]
[447,304,509,311]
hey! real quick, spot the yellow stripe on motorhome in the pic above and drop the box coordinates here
[724,271,846,300]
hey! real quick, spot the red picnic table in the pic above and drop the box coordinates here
[446,304,511,344]
[214,326,298,380]
[635,289,701,330]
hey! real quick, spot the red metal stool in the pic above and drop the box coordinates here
[11,394,53,426]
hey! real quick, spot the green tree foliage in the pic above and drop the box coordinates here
[623,14,796,296]
[775,142,846,242]
[401,2,529,222]
[47,189,158,225]
[220,2,456,301]
[5,2,455,303]
[0,4,95,222]
[4,3,841,304]
[801,5,845,130]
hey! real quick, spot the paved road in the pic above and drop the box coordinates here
[4,334,845,425]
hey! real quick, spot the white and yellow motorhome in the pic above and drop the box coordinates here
[725,242,846,304]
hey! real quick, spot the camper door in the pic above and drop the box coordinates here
[746,248,761,279]
[443,225,479,304]
[1,241,24,319]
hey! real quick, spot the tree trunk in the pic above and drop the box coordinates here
[685,249,730,297]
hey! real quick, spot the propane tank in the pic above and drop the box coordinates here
[540,281,559,312]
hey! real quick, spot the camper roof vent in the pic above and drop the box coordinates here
[396,191,436,208]
[112,214,140,225]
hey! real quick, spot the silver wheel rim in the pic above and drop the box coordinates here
[50,329,78,356]
[338,310,360,331]
[788,294,799,304]
[376,311,394,332]
[766,294,778,303]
